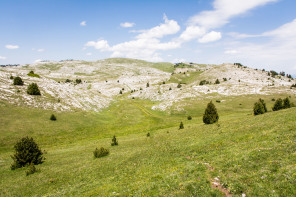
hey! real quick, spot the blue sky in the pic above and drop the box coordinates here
[1,0,296,75]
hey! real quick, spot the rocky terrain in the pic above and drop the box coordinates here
[0,58,295,111]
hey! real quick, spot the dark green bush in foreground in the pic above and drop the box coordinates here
[93,147,109,158]
[27,83,41,95]
[272,98,283,111]
[253,98,267,115]
[13,77,24,85]
[203,101,219,124]
[11,137,45,170]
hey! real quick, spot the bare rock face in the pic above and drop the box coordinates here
[0,58,295,112]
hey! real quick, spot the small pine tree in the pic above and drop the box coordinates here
[146,82,149,88]
[146,132,150,137]
[119,90,122,94]
[50,114,57,121]
[27,83,41,95]
[13,77,24,85]
[11,137,44,170]
[10,76,14,79]
[215,79,220,84]
[177,83,182,88]
[179,122,184,129]
[203,101,219,124]
[272,98,283,111]
[93,147,109,158]
[253,102,265,115]
[111,135,118,146]
[26,163,37,176]
[187,116,192,120]
[169,87,172,90]
[283,97,291,109]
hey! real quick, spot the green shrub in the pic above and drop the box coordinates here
[253,102,265,115]
[27,83,41,95]
[26,163,37,176]
[75,79,82,84]
[50,114,57,121]
[93,147,109,158]
[215,79,220,84]
[11,137,44,170]
[146,132,150,137]
[199,80,210,85]
[177,83,182,88]
[272,98,283,111]
[13,77,24,85]
[10,76,14,79]
[187,116,192,120]
[283,97,291,109]
[179,122,184,129]
[146,82,149,87]
[119,90,122,94]
[27,72,40,78]
[65,79,71,83]
[169,87,172,90]
[111,135,118,146]
[203,101,219,124]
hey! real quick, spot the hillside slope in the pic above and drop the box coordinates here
[0,58,295,112]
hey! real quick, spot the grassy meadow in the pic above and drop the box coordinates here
[0,94,295,196]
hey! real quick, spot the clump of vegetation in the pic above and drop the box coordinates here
[27,71,40,78]
[283,97,291,109]
[146,82,149,88]
[270,70,278,78]
[111,135,118,146]
[216,100,221,103]
[199,80,210,85]
[146,132,150,137]
[162,81,166,84]
[26,163,37,176]
[65,79,72,83]
[272,98,283,111]
[177,83,182,88]
[223,78,227,81]
[10,75,14,79]
[253,101,265,115]
[291,84,296,88]
[179,122,184,129]
[75,79,82,84]
[187,116,192,120]
[27,83,41,95]
[13,76,24,86]
[11,137,45,170]
[215,79,220,84]
[119,90,122,94]
[50,114,57,121]
[93,147,109,158]
[203,101,219,124]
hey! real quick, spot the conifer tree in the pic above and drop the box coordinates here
[13,76,24,86]
[215,79,220,84]
[111,135,118,146]
[146,82,149,88]
[272,98,283,111]
[179,121,184,129]
[27,83,41,95]
[283,97,291,109]
[259,98,267,112]
[203,101,219,124]
[253,102,265,115]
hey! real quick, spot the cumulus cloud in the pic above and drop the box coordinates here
[0,56,7,60]
[120,22,135,28]
[189,0,278,29]
[85,15,181,61]
[80,21,86,26]
[198,31,222,43]
[86,52,92,56]
[180,26,206,41]
[5,45,19,49]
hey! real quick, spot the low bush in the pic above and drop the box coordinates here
[199,80,210,85]
[27,83,41,95]
[26,163,37,176]
[187,116,192,120]
[50,114,57,121]
[27,72,40,78]
[93,147,109,158]
[146,132,150,137]
[111,135,118,146]
[13,77,24,85]
[215,79,220,84]
[177,83,182,88]
[179,122,184,129]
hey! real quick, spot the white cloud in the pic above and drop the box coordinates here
[0,56,7,60]
[180,26,206,41]
[189,0,278,29]
[80,21,86,26]
[5,45,19,49]
[224,50,239,54]
[198,31,222,43]
[34,59,42,63]
[85,15,181,61]
[120,22,135,28]
[86,52,92,56]
[37,49,44,52]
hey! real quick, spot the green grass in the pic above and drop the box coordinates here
[27,73,40,78]
[0,95,295,196]
[167,71,203,84]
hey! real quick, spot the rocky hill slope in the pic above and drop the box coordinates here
[0,58,295,111]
